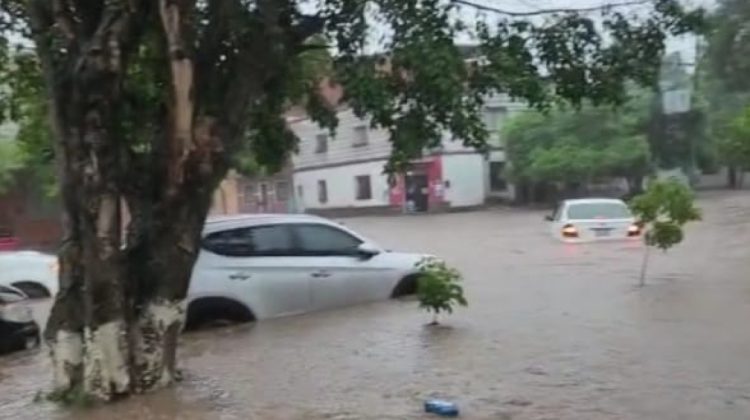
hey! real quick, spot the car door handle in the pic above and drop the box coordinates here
[311,270,331,278]
[229,272,251,280]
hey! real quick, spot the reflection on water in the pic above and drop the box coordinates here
[2,190,750,420]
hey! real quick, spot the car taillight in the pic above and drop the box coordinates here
[562,224,578,238]
[627,223,641,237]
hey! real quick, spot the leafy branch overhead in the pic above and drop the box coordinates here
[0,0,706,176]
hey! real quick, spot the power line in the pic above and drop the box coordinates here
[451,0,653,16]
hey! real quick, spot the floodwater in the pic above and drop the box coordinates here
[2,190,750,420]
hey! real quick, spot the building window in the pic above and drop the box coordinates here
[275,181,289,200]
[243,184,256,204]
[352,125,368,147]
[489,161,508,192]
[484,106,506,145]
[259,183,270,205]
[317,180,328,203]
[355,175,372,200]
[315,133,328,153]
[297,185,304,198]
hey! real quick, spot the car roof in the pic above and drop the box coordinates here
[203,213,333,234]
[563,198,627,206]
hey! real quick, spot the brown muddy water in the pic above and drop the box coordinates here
[2,190,750,420]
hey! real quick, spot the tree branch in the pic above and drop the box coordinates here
[52,0,76,42]
[159,0,195,195]
[451,0,652,16]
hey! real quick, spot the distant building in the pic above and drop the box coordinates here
[288,87,524,216]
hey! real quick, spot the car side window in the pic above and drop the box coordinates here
[202,224,294,257]
[293,223,363,256]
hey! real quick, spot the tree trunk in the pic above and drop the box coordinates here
[38,0,223,402]
[728,166,738,188]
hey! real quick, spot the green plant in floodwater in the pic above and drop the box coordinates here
[415,257,468,325]
[629,178,701,286]
[44,385,97,408]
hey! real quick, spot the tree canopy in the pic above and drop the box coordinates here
[504,96,652,189]
[697,0,750,178]
[716,104,750,173]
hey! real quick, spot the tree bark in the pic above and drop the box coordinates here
[32,0,219,401]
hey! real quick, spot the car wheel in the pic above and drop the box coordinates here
[186,298,256,330]
[12,282,50,299]
[391,275,420,298]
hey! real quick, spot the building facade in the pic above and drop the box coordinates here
[289,94,524,215]
[206,166,297,216]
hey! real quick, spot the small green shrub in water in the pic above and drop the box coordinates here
[415,256,468,325]
[43,385,97,407]
[629,178,701,285]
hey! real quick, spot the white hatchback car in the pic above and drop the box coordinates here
[545,198,641,243]
[185,214,431,327]
[0,251,58,298]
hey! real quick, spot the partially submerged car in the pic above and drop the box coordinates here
[0,250,58,298]
[185,213,432,328]
[0,285,40,355]
[545,198,642,243]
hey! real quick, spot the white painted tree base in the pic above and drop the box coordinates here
[46,299,185,400]
[83,320,130,399]
[133,299,185,391]
[50,329,83,390]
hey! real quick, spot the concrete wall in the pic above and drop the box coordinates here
[441,153,486,207]
[293,159,392,211]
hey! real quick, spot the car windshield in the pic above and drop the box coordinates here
[567,202,631,220]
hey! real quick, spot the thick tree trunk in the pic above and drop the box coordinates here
[39,0,219,402]
[45,187,213,400]
[32,0,312,402]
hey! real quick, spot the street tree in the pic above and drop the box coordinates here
[629,178,701,286]
[0,138,23,191]
[0,0,704,402]
[716,105,750,187]
[706,0,750,93]
[504,99,652,201]
[697,0,750,186]
[416,256,467,326]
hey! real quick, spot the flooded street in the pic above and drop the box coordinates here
[2,190,750,420]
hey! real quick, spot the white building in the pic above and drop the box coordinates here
[289,94,525,215]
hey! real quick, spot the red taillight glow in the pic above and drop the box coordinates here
[562,224,578,237]
[627,224,641,236]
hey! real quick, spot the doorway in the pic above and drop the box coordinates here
[405,172,429,213]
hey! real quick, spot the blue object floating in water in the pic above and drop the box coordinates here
[424,399,460,417]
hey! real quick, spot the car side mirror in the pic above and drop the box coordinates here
[544,215,554,221]
[356,243,381,259]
